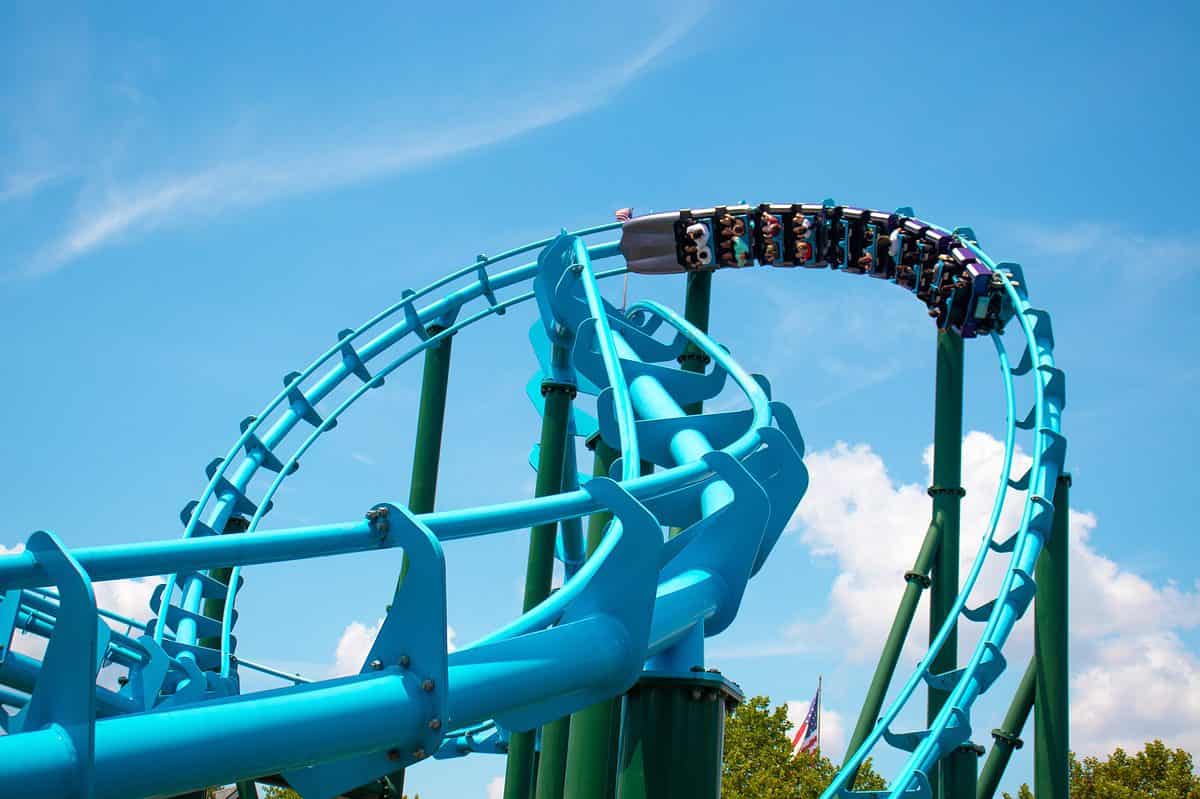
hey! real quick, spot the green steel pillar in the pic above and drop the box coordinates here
[505,377,576,799]
[946,744,983,799]
[175,516,253,799]
[563,437,622,799]
[843,514,943,783]
[615,673,742,799]
[977,658,1036,799]
[408,326,454,515]
[929,329,965,798]
[198,515,250,651]
[1035,474,1071,799]
[383,324,454,796]
[677,270,713,416]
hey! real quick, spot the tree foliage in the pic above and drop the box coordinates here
[1002,740,1199,799]
[259,786,418,799]
[722,695,886,798]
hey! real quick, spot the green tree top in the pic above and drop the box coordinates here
[722,695,886,798]
[1003,740,1199,799]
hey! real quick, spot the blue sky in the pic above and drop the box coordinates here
[2,1,1198,796]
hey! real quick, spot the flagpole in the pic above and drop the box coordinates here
[816,675,822,757]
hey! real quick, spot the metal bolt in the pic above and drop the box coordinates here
[370,659,383,670]
[422,679,435,692]
[428,718,442,730]
[366,506,389,536]
[386,748,402,762]
[399,654,411,668]
[117,675,129,686]
[413,748,426,760]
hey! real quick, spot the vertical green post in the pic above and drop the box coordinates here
[563,437,622,799]
[505,376,575,799]
[381,324,454,796]
[677,270,713,416]
[977,658,1036,799]
[408,327,454,515]
[615,674,742,799]
[1035,474,1070,799]
[928,329,964,798]
[179,517,253,799]
[843,515,943,783]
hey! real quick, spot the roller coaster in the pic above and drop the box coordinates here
[0,200,1068,799]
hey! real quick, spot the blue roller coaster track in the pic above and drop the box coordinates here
[0,200,1065,799]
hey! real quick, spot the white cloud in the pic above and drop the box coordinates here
[30,7,710,275]
[1012,221,1196,284]
[486,775,505,799]
[351,452,377,466]
[332,617,458,677]
[783,433,1200,757]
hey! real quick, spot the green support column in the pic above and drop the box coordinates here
[505,378,576,799]
[843,514,943,783]
[977,658,1036,799]
[408,327,454,516]
[615,673,742,799]
[381,324,455,797]
[563,436,622,799]
[1035,474,1071,799]
[929,330,965,798]
[677,270,713,417]
[174,516,254,799]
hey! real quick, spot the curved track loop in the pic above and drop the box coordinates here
[0,203,1064,799]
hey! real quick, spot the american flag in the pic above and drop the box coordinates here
[790,684,821,757]
[615,207,634,222]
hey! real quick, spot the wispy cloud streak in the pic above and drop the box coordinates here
[31,8,708,276]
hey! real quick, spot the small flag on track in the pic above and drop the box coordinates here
[790,683,821,757]
[615,207,634,222]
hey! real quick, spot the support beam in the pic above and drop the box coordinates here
[929,329,965,798]
[843,515,943,782]
[677,270,713,416]
[562,436,622,799]
[384,324,454,799]
[615,673,741,799]
[505,378,575,799]
[977,658,1036,799]
[1035,474,1070,799]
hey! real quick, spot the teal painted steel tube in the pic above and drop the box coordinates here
[1035,474,1070,799]
[505,378,575,799]
[844,514,943,783]
[0,671,427,799]
[977,658,1036,799]
[929,329,964,798]
[563,436,621,799]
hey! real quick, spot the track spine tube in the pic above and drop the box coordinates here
[1035,474,1070,799]
[562,435,622,799]
[976,658,1035,799]
[505,370,575,799]
[929,329,965,798]
[843,513,944,784]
